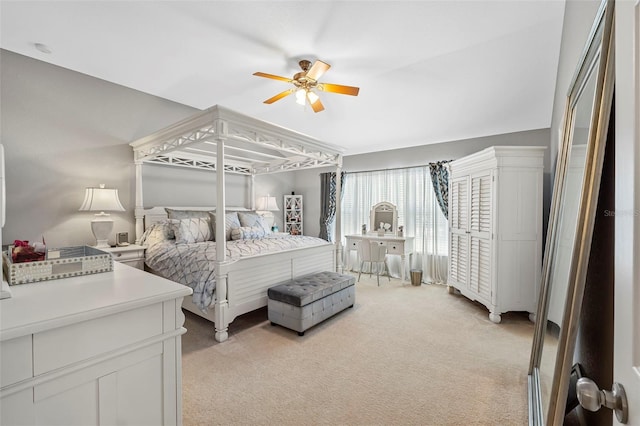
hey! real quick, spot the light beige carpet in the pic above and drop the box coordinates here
[181,274,534,425]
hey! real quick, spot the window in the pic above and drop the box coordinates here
[341,166,448,257]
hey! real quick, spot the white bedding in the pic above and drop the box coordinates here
[140,221,329,310]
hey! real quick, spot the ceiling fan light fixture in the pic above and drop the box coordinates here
[295,88,307,105]
[254,59,359,113]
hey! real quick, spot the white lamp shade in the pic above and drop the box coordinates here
[79,185,125,213]
[79,185,124,248]
[256,196,279,211]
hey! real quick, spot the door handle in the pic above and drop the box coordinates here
[576,377,628,423]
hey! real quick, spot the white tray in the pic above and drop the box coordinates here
[3,246,113,285]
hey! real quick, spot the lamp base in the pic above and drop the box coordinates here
[91,214,114,248]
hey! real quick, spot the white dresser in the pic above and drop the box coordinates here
[0,263,192,425]
[447,146,545,323]
[344,234,415,281]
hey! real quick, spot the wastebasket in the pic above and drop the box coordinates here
[410,269,422,286]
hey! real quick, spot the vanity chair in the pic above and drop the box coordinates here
[357,240,390,286]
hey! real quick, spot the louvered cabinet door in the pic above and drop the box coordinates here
[449,177,469,233]
[449,232,468,287]
[468,172,493,300]
[448,177,470,289]
[469,237,491,301]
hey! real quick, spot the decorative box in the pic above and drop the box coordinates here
[3,246,113,285]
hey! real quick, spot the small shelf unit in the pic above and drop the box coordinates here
[284,195,303,235]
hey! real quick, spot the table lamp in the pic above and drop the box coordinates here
[79,184,125,248]
[256,195,279,231]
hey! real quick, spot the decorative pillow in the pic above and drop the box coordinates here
[237,212,271,234]
[169,217,213,244]
[208,212,241,241]
[140,221,175,246]
[230,226,268,240]
[165,208,209,220]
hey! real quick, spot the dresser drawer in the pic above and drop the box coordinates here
[1,336,33,387]
[385,242,404,255]
[33,303,162,375]
[111,249,144,262]
[347,240,360,250]
[120,259,144,270]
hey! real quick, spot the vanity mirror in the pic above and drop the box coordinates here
[370,202,398,235]
[528,1,614,425]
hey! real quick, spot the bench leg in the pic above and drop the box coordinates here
[298,331,305,336]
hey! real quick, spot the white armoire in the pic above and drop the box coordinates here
[447,146,545,323]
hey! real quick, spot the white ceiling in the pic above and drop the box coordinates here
[0,1,566,156]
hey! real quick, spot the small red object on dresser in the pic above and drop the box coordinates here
[11,240,46,263]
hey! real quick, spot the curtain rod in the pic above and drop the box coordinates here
[344,165,426,175]
[342,160,452,175]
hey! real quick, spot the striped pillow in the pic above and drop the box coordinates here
[230,226,268,240]
[169,217,212,244]
[237,212,271,234]
[208,212,241,241]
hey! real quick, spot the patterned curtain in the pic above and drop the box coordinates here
[319,171,346,242]
[428,161,451,220]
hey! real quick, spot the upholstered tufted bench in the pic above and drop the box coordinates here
[267,271,356,336]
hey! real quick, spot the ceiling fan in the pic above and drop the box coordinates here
[253,59,360,113]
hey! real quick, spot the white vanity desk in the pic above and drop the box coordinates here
[0,262,192,426]
[344,234,415,281]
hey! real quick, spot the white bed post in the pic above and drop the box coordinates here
[250,174,255,210]
[214,120,230,343]
[134,160,144,245]
[335,160,343,274]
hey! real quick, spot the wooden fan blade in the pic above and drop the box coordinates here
[309,97,325,113]
[305,60,331,81]
[253,72,293,83]
[264,88,295,104]
[319,83,360,96]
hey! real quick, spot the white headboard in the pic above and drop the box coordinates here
[141,206,252,230]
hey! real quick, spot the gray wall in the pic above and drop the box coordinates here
[1,49,194,246]
[295,128,551,238]
[0,50,295,246]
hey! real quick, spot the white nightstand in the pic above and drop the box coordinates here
[102,244,146,270]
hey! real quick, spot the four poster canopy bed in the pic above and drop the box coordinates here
[129,106,345,342]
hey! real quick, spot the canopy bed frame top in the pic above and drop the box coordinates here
[129,105,345,342]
